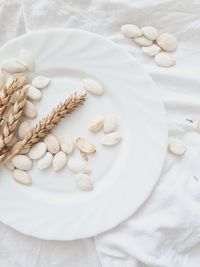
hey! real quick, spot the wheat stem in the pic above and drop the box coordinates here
[0,87,27,154]
[0,73,27,121]
[2,90,86,164]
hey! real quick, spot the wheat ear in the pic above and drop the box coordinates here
[2,90,86,163]
[0,87,27,154]
[0,73,27,121]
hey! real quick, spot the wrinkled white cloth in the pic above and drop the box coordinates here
[0,0,200,266]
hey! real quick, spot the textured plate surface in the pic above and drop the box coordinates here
[0,29,167,240]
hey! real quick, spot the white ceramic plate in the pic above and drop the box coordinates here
[0,29,167,240]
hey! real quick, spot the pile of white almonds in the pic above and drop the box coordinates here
[1,53,122,192]
[89,114,121,145]
[1,49,51,121]
[9,134,93,190]
[2,46,200,190]
[121,24,177,67]
[9,124,121,192]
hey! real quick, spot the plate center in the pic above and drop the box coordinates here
[27,67,122,194]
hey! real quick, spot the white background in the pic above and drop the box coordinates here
[0,0,200,266]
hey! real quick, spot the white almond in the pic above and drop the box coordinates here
[155,52,176,67]
[88,116,104,132]
[18,120,32,139]
[2,60,27,73]
[12,155,32,171]
[168,138,186,155]
[134,36,153,46]
[76,137,96,154]
[44,134,60,154]
[121,24,142,38]
[81,78,103,96]
[12,169,32,185]
[67,158,91,174]
[23,100,37,118]
[156,33,177,51]
[4,160,15,171]
[101,132,121,146]
[38,152,53,170]
[28,142,47,160]
[31,76,50,89]
[60,136,74,154]
[141,26,159,40]
[27,85,42,100]
[104,115,118,133]
[75,173,93,191]
[142,44,161,57]
[20,49,35,71]
[52,151,67,171]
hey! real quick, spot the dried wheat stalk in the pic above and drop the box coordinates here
[0,73,27,121]
[2,91,86,164]
[0,87,27,154]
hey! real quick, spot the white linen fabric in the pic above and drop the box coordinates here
[0,0,200,266]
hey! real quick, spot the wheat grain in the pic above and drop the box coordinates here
[0,73,27,121]
[0,87,27,154]
[2,90,86,163]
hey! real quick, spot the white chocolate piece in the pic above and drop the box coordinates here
[27,85,42,100]
[76,137,96,154]
[44,134,60,154]
[2,60,27,73]
[88,116,104,132]
[12,155,32,171]
[157,33,177,52]
[60,136,74,154]
[31,76,50,89]
[12,169,32,185]
[52,151,67,171]
[155,52,176,67]
[134,36,153,46]
[28,142,47,160]
[81,78,104,96]
[67,158,91,174]
[141,26,159,40]
[23,101,37,118]
[101,132,121,146]
[121,24,142,38]
[142,44,161,57]
[103,115,118,133]
[75,173,93,191]
[168,137,186,155]
[38,152,53,170]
